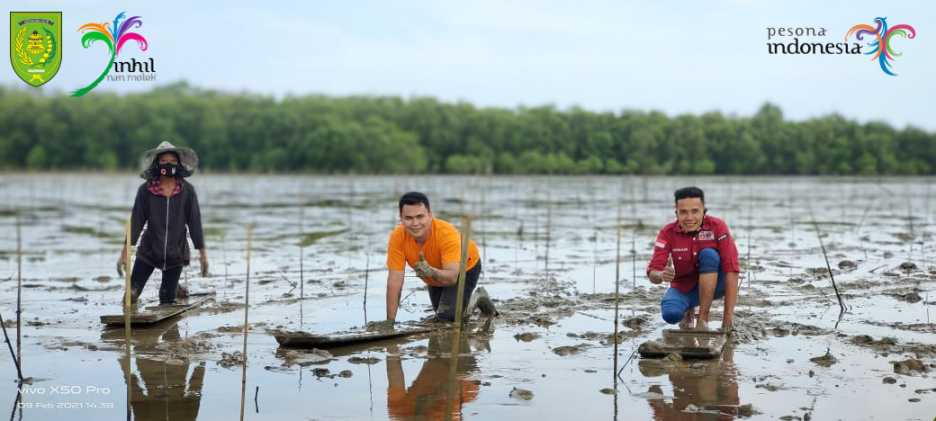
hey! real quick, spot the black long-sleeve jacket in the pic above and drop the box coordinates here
[129,179,205,270]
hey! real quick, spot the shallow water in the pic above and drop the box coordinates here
[0,174,934,420]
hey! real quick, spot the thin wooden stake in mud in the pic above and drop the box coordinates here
[545,191,552,287]
[628,179,637,288]
[123,219,133,421]
[221,231,229,298]
[363,248,370,322]
[15,212,22,374]
[299,188,305,302]
[613,212,622,385]
[240,224,254,421]
[0,310,22,381]
[744,192,753,290]
[808,202,847,315]
[445,215,472,421]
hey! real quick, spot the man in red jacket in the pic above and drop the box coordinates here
[647,187,739,330]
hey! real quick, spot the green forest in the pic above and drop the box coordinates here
[1,82,934,175]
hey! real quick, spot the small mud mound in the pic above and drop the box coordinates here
[219,351,245,368]
[347,356,381,365]
[277,348,335,367]
[552,344,588,356]
[892,359,930,375]
[509,387,533,401]
[622,315,651,331]
[809,351,838,367]
[850,335,897,353]
[849,333,936,357]
[637,339,666,357]
[899,262,917,271]
[837,260,857,270]
[886,291,922,303]
[513,332,540,342]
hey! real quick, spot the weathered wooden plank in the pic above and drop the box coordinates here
[638,329,729,359]
[100,294,213,326]
[275,327,437,349]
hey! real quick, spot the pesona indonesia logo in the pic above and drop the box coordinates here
[71,12,155,97]
[766,27,862,55]
[767,17,917,76]
[9,12,63,87]
[846,17,916,76]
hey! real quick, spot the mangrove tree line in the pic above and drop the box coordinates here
[1,82,933,175]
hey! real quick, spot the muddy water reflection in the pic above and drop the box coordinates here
[103,321,205,421]
[639,346,742,420]
[386,333,479,421]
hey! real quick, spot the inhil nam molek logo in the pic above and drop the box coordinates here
[846,17,916,76]
[72,12,154,97]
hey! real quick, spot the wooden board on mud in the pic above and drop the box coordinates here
[637,329,729,359]
[275,326,440,349]
[100,293,214,326]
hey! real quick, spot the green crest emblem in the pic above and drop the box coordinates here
[10,12,62,87]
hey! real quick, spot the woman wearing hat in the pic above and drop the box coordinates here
[117,141,208,304]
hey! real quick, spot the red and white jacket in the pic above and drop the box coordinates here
[646,215,740,293]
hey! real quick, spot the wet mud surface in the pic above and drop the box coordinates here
[0,174,934,420]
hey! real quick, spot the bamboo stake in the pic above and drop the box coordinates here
[545,191,551,285]
[445,215,472,421]
[363,248,370,323]
[921,183,932,267]
[222,231,229,298]
[613,211,621,385]
[744,192,753,290]
[363,199,373,322]
[628,179,637,288]
[0,310,21,381]
[239,224,253,421]
[808,202,846,314]
[15,212,22,374]
[299,187,304,301]
[123,219,132,421]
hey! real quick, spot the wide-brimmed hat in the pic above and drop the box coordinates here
[140,141,199,179]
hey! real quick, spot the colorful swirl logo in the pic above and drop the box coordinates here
[71,12,147,97]
[846,17,915,76]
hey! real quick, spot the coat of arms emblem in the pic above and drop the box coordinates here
[10,12,62,87]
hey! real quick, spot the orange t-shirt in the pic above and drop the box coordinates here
[387,217,479,287]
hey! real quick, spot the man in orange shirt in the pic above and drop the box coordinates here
[386,192,481,323]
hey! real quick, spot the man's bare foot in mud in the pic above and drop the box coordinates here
[695,318,709,331]
[721,314,734,332]
[678,309,695,330]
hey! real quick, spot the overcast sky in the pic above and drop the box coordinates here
[5,0,933,130]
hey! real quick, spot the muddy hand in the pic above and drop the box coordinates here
[367,318,395,332]
[117,258,127,277]
[662,255,675,283]
[200,256,209,277]
[413,252,436,280]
